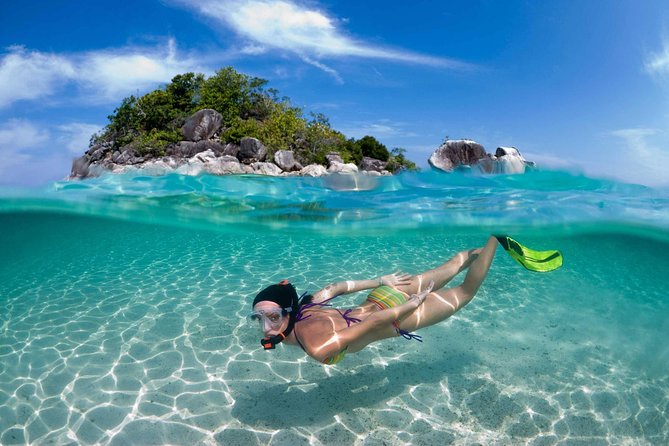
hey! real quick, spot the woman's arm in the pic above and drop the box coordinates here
[311,273,412,304]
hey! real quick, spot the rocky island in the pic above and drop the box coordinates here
[70,67,416,179]
[70,67,534,179]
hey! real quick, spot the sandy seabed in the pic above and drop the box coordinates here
[1,215,668,445]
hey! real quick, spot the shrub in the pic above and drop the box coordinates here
[386,147,418,172]
[135,129,182,157]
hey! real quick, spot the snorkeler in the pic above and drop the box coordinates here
[250,236,562,365]
[250,235,504,365]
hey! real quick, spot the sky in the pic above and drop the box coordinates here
[2,0,669,187]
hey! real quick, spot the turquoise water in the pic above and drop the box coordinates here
[1,170,668,445]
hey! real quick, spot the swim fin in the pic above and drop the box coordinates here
[495,235,563,272]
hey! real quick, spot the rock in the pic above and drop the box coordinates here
[493,146,530,174]
[239,137,268,164]
[250,162,283,176]
[115,149,142,165]
[88,146,108,162]
[328,161,359,174]
[201,156,247,175]
[361,157,387,173]
[428,140,487,172]
[70,156,90,178]
[325,153,344,166]
[168,140,226,158]
[181,109,223,142]
[222,143,240,157]
[300,164,328,177]
[138,158,180,175]
[193,149,218,164]
[274,150,303,171]
[167,141,193,157]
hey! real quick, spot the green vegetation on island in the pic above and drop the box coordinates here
[93,67,417,172]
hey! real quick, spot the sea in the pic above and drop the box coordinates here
[0,168,668,445]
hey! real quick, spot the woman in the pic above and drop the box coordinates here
[249,235,499,365]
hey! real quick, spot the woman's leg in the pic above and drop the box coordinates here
[395,248,480,296]
[399,235,498,331]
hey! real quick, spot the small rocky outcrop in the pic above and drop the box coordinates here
[238,137,268,164]
[181,109,223,142]
[429,140,534,174]
[428,140,487,172]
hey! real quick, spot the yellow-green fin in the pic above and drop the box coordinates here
[495,236,563,272]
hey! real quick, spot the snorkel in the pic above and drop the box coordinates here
[252,280,299,350]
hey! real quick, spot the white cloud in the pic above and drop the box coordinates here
[521,151,583,171]
[646,39,669,76]
[0,119,51,180]
[76,39,203,102]
[605,127,669,186]
[340,119,417,139]
[174,0,471,79]
[0,39,205,108]
[56,123,103,154]
[0,46,76,108]
[0,119,50,150]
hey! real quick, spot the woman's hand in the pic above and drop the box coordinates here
[410,280,434,306]
[378,272,413,287]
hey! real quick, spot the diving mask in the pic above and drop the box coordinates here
[248,307,291,330]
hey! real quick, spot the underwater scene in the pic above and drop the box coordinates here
[1,169,668,445]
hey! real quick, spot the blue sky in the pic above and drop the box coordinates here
[2,0,669,186]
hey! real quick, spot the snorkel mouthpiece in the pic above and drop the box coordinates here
[261,333,286,350]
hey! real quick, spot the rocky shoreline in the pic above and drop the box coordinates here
[70,109,394,179]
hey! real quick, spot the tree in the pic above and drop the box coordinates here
[136,90,176,132]
[387,147,418,172]
[167,72,205,114]
[106,95,141,148]
[356,135,390,161]
[199,67,269,127]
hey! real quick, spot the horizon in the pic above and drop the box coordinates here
[2,1,669,187]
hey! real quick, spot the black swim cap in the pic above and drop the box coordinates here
[253,280,300,350]
[253,280,298,310]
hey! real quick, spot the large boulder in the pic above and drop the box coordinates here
[361,157,387,173]
[274,150,303,172]
[250,162,283,176]
[328,161,359,174]
[325,153,344,167]
[70,156,90,178]
[222,143,240,157]
[492,146,531,174]
[300,164,328,177]
[428,140,487,172]
[181,109,223,142]
[202,155,249,175]
[238,137,268,164]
